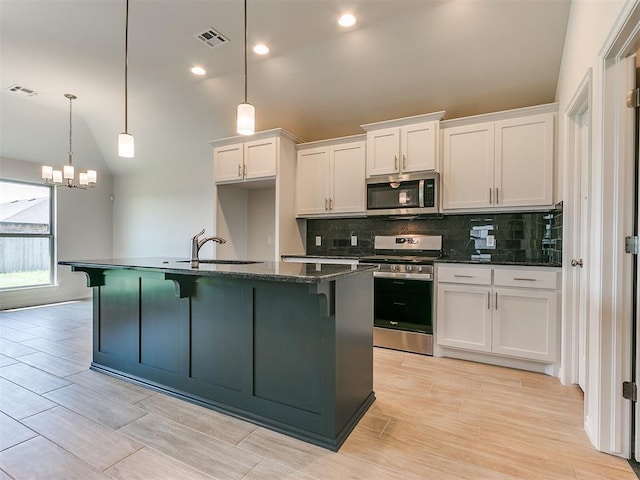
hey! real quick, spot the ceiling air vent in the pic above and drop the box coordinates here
[6,84,39,97]
[194,27,229,49]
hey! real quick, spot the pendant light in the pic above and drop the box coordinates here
[41,94,97,189]
[236,0,255,135]
[118,0,134,157]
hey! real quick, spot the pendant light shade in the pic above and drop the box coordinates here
[118,132,134,157]
[118,0,134,157]
[237,103,255,136]
[236,0,254,135]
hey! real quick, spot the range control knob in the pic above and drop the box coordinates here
[417,266,423,272]
[390,265,398,272]
[406,265,413,272]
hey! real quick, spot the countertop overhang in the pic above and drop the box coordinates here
[59,258,377,284]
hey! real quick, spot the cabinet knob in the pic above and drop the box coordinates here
[571,258,584,268]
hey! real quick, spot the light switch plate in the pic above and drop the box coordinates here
[351,235,357,246]
[315,236,322,247]
[486,235,495,247]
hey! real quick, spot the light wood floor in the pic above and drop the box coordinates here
[0,300,636,480]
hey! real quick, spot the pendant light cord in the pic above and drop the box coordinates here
[65,93,75,166]
[124,0,129,133]
[243,0,248,104]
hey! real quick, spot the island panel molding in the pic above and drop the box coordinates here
[61,259,375,451]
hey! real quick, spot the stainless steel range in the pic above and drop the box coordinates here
[360,234,442,355]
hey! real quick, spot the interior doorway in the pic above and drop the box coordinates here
[563,71,592,393]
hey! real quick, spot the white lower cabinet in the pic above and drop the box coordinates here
[436,264,560,364]
[436,284,492,353]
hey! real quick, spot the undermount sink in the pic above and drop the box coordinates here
[176,259,263,265]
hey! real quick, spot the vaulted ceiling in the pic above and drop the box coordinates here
[0,0,571,175]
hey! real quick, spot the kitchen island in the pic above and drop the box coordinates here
[60,258,376,451]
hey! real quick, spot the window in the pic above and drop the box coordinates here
[0,180,54,289]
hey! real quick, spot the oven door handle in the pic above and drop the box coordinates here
[373,271,433,281]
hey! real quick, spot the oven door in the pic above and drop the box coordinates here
[373,276,433,334]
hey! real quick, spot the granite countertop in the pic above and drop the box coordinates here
[59,258,377,284]
[435,257,562,268]
[282,253,561,268]
[281,254,361,260]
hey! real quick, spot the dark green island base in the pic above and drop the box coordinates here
[60,258,376,451]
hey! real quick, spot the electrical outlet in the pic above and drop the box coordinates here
[486,235,495,247]
[351,235,357,246]
[315,236,322,247]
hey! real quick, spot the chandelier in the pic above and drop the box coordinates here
[41,93,97,188]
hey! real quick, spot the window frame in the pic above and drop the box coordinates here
[0,179,55,290]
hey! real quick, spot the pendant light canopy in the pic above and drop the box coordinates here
[118,0,134,157]
[41,94,97,189]
[237,0,255,135]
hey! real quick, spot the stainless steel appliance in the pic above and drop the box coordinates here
[366,172,439,217]
[360,234,442,355]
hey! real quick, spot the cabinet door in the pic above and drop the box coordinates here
[442,123,494,210]
[494,113,554,208]
[296,148,330,216]
[214,143,244,184]
[401,121,437,173]
[330,142,366,214]
[245,137,277,180]
[366,127,399,176]
[436,283,492,352]
[492,287,558,362]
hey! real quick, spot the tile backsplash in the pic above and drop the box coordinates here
[305,204,562,265]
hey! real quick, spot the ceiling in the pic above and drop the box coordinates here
[0,0,572,175]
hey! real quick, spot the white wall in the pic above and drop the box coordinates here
[111,144,216,260]
[0,96,114,309]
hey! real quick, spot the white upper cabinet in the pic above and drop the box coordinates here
[212,129,300,185]
[361,111,445,177]
[441,123,495,210]
[442,104,556,212]
[296,136,366,217]
[214,143,245,183]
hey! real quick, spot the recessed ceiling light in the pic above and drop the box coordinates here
[191,66,206,76]
[338,13,357,27]
[253,44,270,55]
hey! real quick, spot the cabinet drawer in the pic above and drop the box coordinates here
[493,268,558,290]
[437,265,491,285]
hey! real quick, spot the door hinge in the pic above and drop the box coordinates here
[627,88,640,108]
[623,381,637,402]
[626,236,639,254]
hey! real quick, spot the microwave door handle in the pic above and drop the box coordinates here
[418,179,424,207]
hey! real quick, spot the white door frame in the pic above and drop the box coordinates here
[561,70,592,389]
[589,0,640,457]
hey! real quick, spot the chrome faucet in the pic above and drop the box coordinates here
[191,228,226,267]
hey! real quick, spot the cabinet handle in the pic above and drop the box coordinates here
[454,274,474,278]
[325,198,329,211]
[238,164,242,177]
[487,291,491,310]
[513,277,536,281]
[402,154,406,170]
[394,155,398,171]
[496,188,499,204]
[495,292,498,310]
[329,198,333,210]
[243,164,247,177]
[489,188,492,204]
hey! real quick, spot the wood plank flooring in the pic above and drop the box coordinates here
[0,300,636,479]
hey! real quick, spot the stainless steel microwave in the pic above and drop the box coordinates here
[366,172,440,216]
